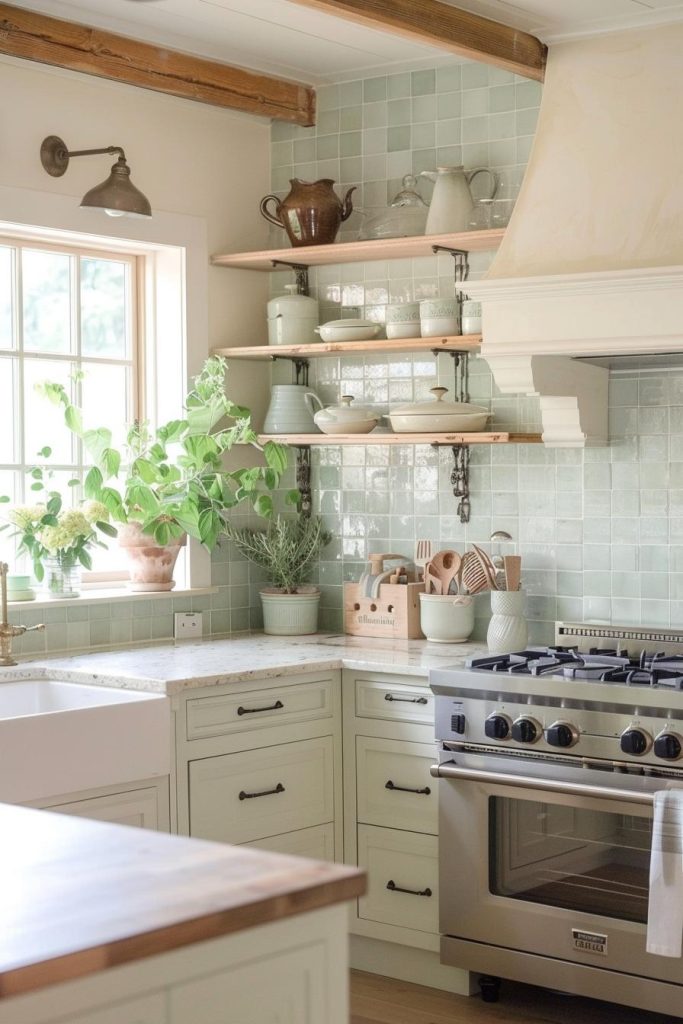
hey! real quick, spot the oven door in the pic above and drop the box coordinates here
[433,752,683,984]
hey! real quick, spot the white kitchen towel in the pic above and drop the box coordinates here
[647,788,683,957]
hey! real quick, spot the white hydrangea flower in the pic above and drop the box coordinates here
[7,504,47,529]
[82,500,109,525]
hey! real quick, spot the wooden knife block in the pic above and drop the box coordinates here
[343,581,424,639]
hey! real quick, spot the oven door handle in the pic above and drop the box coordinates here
[430,762,658,805]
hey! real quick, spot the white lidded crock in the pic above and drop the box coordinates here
[419,592,474,643]
[267,284,319,347]
[389,387,489,433]
[312,394,378,434]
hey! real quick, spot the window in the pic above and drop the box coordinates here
[0,236,140,579]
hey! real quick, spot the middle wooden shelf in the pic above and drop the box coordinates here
[258,432,543,446]
[213,335,481,361]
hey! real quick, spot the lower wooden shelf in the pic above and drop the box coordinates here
[258,432,542,446]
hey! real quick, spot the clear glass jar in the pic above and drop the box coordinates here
[43,556,81,599]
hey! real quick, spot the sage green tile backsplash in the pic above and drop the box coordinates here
[263,61,683,642]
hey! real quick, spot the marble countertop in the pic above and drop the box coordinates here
[0,803,364,998]
[0,633,487,695]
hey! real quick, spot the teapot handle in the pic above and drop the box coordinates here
[260,194,284,227]
[304,392,324,416]
[466,168,498,201]
[340,185,357,222]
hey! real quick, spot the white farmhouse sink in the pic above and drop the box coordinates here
[0,679,170,804]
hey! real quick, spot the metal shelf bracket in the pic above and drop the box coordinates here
[451,444,471,523]
[271,259,310,295]
[431,349,470,404]
[295,445,312,517]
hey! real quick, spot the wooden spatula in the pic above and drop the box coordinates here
[503,555,522,592]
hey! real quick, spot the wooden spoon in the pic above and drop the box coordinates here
[429,549,462,596]
[503,555,522,592]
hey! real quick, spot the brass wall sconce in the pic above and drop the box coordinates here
[40,135,152,218]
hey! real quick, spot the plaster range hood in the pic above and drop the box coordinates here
[466,24,683,447]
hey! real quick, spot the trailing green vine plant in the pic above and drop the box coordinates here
[38,356,292,551]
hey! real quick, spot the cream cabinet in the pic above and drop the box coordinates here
[343,670,438,952]
[174,670,342,859]
[28,777,171,831]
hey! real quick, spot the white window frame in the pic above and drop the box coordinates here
[0,181,212,596]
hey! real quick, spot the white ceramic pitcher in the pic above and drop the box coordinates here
[421,166,497,234]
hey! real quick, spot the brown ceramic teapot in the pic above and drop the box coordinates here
[260,178,356,247]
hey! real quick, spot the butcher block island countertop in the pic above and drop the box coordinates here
[0,803,365,999]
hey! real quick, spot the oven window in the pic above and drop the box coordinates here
[489,797,651,924]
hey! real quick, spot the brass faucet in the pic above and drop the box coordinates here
[0,562,45,666]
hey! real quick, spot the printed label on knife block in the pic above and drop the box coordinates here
[344,582,425,639]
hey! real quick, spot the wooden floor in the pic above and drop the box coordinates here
[350,971,681,1024]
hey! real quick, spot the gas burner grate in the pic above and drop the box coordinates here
[467,646,683,688]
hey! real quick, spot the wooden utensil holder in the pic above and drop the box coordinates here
[344,580,424,639]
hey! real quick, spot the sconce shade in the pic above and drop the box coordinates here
[80,156,152,218]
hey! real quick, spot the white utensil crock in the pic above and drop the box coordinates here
[487,589,527,653]
[419,592,474,643]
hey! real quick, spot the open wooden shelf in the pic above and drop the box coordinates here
[213,335,481,360]
[211,229,504,271]
[258,432,543,446]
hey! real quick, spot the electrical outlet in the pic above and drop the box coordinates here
[174,612,203,641]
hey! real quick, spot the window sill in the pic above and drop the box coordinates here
[8,587,219,611]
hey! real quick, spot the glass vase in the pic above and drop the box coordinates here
[43,556,82,599]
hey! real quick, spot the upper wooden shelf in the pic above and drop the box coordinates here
[211,229,505,271]
[213,335,481,360]
[258,432,543,446]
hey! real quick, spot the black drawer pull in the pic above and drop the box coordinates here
[386,880,432,898]
[384,694,428,705]
[385,780,431,796]
[237,700,284,716]
[239,782,285,801]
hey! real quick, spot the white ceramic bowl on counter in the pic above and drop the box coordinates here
[389,386,489,433]
[315,319,382,343]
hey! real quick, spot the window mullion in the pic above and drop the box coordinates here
[73,252,83,502]
[15,243,25,504]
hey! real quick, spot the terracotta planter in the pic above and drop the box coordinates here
[118,523,186,592]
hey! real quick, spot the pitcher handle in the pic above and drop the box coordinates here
[466,168,498,201]
[260,194,283,227]
[304,392,324,416]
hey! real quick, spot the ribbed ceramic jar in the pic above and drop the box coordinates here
[487,589,528,653]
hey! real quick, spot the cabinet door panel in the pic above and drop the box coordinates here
[169,943,326,1024]
[358,825,438,935]
[355,678,434,726]
[356,736,437,835]
[244,823,335,861]
[66,993,165,1024]
[186,678,334,741]
[48,787,161,830]
[189,737,334,844]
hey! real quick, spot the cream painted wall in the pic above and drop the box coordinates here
[489,23,683,277]
[0,54,272,427]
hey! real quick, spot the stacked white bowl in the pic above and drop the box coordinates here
[419,298,459,337]
[385,302,420,339]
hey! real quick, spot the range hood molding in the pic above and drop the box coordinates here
[467,265,683,359]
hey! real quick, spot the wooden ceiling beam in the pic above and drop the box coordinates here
[0,2,316,124]
[287,0,547,82]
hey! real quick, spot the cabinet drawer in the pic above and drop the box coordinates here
[356,737,437,835]
[358,825,438,935]
[355,677,434,726]
[49,787,161,830]
[244,823,335,862]
[189,737,334,844]
[186,677,334,741]
[66,993,165,1024]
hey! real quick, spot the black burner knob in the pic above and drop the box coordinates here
[620,728,651,756]
[485,714,510,741]
[546,722,577,748]
[654,732,682,760]
[511,718,540,744]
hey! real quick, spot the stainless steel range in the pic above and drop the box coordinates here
[429,622,683,1017]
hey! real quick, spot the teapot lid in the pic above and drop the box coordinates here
[392,387,487,417]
